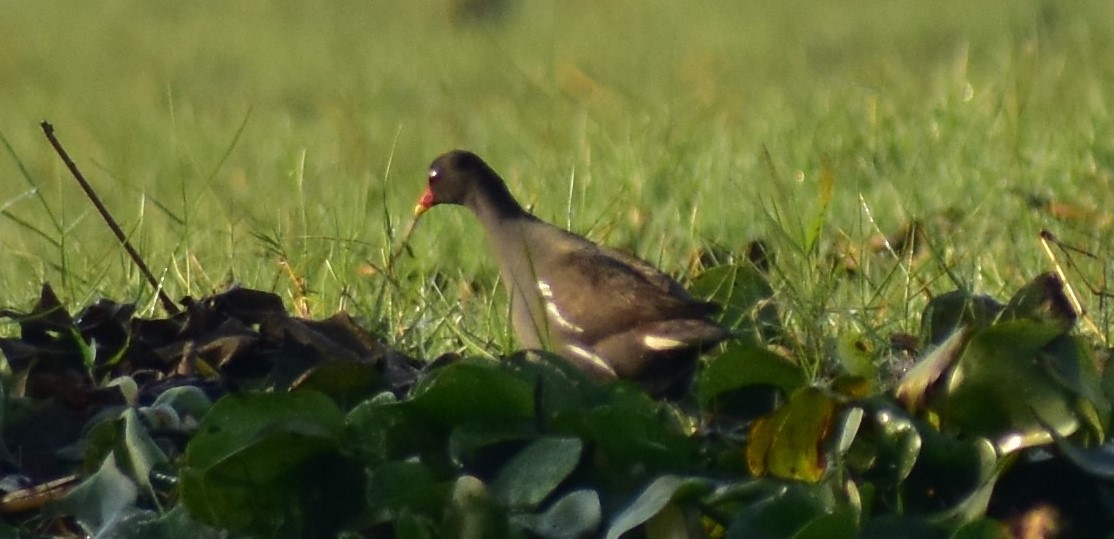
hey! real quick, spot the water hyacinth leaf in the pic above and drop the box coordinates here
[1046,426,1114,480]
[919,290,1001,347]
[896,327,970,413]
[121,408,168,496]
[689,264,778,338]
[409,360,535,425]
[448,421,536,470]
[491,437,583,509]
[183,391,344,465]
[1039,335,1109,440]
[510,489,601,539]
[577,404,696,471]
[725,483,836,539]
[846,401,922,486]
[52,453,138,536]
[503,350,608,412]
[997,272,1076,332]
[366,460,447,519]
[179,391,360,536]
[747,387,836,483]
[109,504,227,539]
[698,342,806,416]
[291,360,381,409]
[150,385,213,421]
[605,475,712,539]
[902,430,997,522]
[939,321,1079,451]
[790,506,858,539]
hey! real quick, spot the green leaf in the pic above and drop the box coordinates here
[291,360,381,409]
[997,272,1076,332]
[491,436,583,509]
[606,475,712,539]
[725,483,836,539]
[919,290,1001,347]
[366,460,448,520]
[409,360,535,426]
[510,489,601,539]
[698,342,806,416]
[939,320,1079,451]
[572,403,696,471]
[150,385,213,421]
[179,391,362,536]
[107,504,227,539]
[121,408,168,497]
[901,429,998,524]
[845,400,922,487]
[52,453,138,535]
[689,264,778,338]
[791,506,858,539]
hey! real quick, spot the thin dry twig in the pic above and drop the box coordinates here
[40,121,180,315]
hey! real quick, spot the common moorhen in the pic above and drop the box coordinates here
[414,150,730,397]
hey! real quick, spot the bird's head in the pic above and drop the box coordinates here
[414,150,493,217]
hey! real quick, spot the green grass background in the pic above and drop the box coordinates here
[2,0,1112,365]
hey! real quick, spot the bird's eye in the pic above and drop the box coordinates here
[428,169,440,182]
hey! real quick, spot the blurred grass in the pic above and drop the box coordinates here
[1,0,1112,365]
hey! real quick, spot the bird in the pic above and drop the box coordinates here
[413,150,731,397]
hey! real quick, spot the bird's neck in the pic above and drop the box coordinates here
[467,178,531,226]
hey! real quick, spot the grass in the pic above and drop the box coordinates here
[1,0,1113,374]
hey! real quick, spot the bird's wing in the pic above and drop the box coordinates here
[536,241,718,344]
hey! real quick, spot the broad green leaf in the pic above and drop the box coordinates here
[1040,335,1109,440]
[345,393,441,464]
[689,264,778,338]
[606,475,712,539]
[698,342,806,416]
[1046,429,1114,480]
[571,404,696,471]
[845,400,922,487]
[510,489,601,539]
[940,321,1079,451]
[292,360,381,409]
[919,290,1001,347]
[725,483,836,539]
[179,391,361,536]
[52,453,138,536]
[109,504,227,539]
[491,437,583,509]
[448,421,537,470]
[151,385,213,421]
[858,515,944,539]
[902,430,997,525]
[409,360,535,425]
[366,461,448,520]
[791,506,857,539]
[121,408,168,496]
[997,272,1076,332]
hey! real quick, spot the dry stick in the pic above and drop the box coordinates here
[40,121,180,315]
